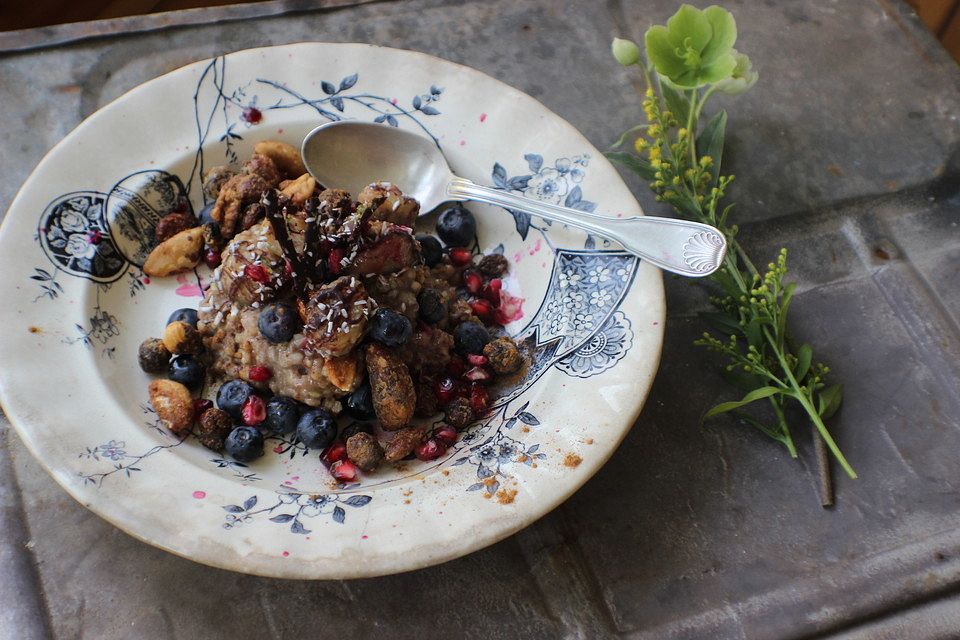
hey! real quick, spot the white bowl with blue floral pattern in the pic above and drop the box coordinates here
[0,43,664,578]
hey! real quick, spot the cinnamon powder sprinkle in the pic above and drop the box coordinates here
[563,453,583,468]
[496,489,518,504]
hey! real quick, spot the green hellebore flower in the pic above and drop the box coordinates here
[611,37,641,66]
[716,49,758,95]
[644,4,738,88]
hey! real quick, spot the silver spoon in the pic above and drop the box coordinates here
[301,121,727,277]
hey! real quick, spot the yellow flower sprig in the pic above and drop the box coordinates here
[608,5,853,491]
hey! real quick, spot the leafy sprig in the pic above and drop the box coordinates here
[610,4,855,490]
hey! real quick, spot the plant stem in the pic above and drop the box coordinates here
[769,397,797,457]
[765,327,857,478]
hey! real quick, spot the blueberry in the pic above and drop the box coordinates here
[198,202,216,226]
[167,308,199,327]
[453,321,490,355]
[258,302,298,343]
[436,205,476,247]
[168,355,205,391]
[217,379,255,420]
[418,288,446,325]
[344,382,376,421]
[297,408,337,450]
[224,426,264,462]
[265,395,302,434]
[416,234,444,267]
[369,308,412,347]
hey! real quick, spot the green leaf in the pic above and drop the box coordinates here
[818,384,843,420]
[703,386,782,420]
[660,81,691,124]
[604,151,657,181]
[795,344,812,381]
[696,109,727,182]
[699,311,743,336]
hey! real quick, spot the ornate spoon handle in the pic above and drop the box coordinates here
[447,177,727,277]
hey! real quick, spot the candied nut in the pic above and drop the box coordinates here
[348,231,418,276]
[444,397,475,429]
[340,421,372,441]
[240,202,266,230]
[156,211,196,243]
[202,165,237,200]
[197,408,233,451]
[212,172,269,239]
[359,182,419,227]
[414,375,440,417]
[138,338,170,373]
[280,173,317,205]
[483,336,522,374]
[365,343,416,430]
[244,153,281,187]
[143,227,204,277]
[346,432,384,471]
[148,379,194,433]
[323,352,364,392]
[163,321,203,355]
[478,253,509,277]
[254,140,306,178]
[384,426,428,462]
[202,221,224,253]
[317,188,354,216]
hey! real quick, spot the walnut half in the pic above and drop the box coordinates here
[143,227,204,277]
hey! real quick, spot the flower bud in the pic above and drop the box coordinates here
[612,37,641,66]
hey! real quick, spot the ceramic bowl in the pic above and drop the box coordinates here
[0,43,664,578]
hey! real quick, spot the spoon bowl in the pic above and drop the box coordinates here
[302,121,453,213]
[302,121,727,277]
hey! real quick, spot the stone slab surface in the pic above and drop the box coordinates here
[1,0,959,638]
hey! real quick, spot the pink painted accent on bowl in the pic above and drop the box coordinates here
[479,113,487,122]
[282,551,290,557]
[175,274,203,298]
[192,491,206,499]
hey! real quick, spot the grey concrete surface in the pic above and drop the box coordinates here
[1,0,959,638]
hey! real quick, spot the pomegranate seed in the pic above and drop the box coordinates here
[435,377,458,405]
[482,279,502,306]
[470,299,493,321]
[415,438,447,461]
[203,248,221,268]
[469,382,490,414]
[449,247,473,266]
[241,395,266,425]
[249,365,272,382]
[193,398,213,421]
[464,366,492,382]
[446,357,466,377]
[244,264,270,283]
[328,246,345,275]
[241,106,263,123]
[434,425,458,447]
[466,354,488,367]
[462,269,483,294]
[323,441,347,464]
[87,230,102,245]
[331,460,358,482]
[492,308,510,326]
